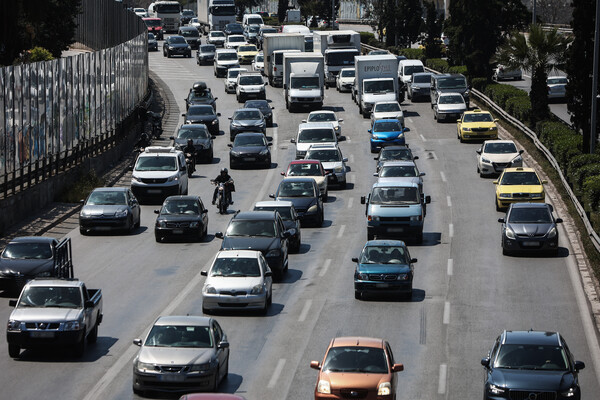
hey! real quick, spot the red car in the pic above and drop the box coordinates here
[179,395,246,400]
[143,17,164,40]
[281,160,329,200]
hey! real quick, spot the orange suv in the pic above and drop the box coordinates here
[310,337,404,399]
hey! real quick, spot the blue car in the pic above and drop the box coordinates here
[352,239,417,300]
[369,119,406,153]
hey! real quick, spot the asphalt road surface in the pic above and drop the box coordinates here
[0,39,598,400]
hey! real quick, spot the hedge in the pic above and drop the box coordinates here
[426,58,449,72]
[484,84,528,109]
[505,96,531,124]
[397,48,424,60]
[359,32,376,46]
[584,176,600,212]
[568,154,600,182]
[448,65,468,76]
[471,77,488,91]
[571,164,600,196]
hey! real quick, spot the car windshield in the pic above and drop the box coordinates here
[341,69,355,77]
[360,246,408,264]
[86,190,127,205]
[485,142,517,154]
[373,121,402,132]
[548,77,567,85]
[439,95,464,104]
[217,52,237,61]
[374,103,400,113]
[189,90,212,101]
[403,65,424,75]
[255,54,264,62]
[261,28,277,35]
[308,113,336,122]
[508,208,552,223]
[298,129,335,143]
[18,286,82,308]
[180,29,198,37]
[229,36,245,43]
[226,220,276,237]
[380,165,418,177]
[494,344,569,371]
[191,18,198,23]
[323,346,388,373]
[210,257,261,277]
[254,206,292,220]
[145,325,213,348]
[326,50,360,66]
[234,135,265,147]
[364,80,394,94]
[438,76,467,89]
[200,45,215,52]
[228,70,244,79]
[500,171,541,185]
[278,181,315,197]
[135,156,177,171]
[245,100,268,109]
[463,113,493,122]
[188,106,214,116]
[177,127,209,139]
[144,19,161,27]
[2,242,52,259]
[211,31,225,38]
[247,17,262,25]
[288,163,321,176]
[182,10,194,16]
[169,36,187,44]
[161,199,199,215]
[248,25,260,33]
[239,45,257,52]
[370,187,419,204]
[148,33,155,40]
[306,150,341,162]
[412,74,431,83]
[239,75,263,85]
[291,77,320,89]
[234,110,262,120]
[380,148,412,161]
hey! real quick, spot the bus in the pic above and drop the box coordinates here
[148,1,182,32]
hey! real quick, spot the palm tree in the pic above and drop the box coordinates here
[495,24,570,127]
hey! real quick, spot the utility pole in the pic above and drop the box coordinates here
[591,0,600,153]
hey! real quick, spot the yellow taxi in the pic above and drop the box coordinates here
[493,167,547,211]
[237,44,259,64]
[457,109,498,142]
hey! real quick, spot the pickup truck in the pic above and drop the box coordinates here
[6,278,103,358]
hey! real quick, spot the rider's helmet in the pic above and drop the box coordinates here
[187,138,194,147]
[220,168,228,176]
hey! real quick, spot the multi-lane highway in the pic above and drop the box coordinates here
[0,41,599,400]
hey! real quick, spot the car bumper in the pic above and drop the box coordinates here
[131,184,180,202]
[296,209,321,225]
[324,169,346,186]
[230,153,270,166]
[133,369,217,393]
[339,83,353,92]
[225,82,237,92]
[367,222,423,238]
[155,226,203,239]
[355,279,412,294]
[79,215,129,231]
[502,235,559,253]
[315,391,392,400]
[496,196,545,209]
[239,90,265,99]
[202,291,267,310]
[479,160,523,175]
[370,138,406,152]
[410,89,430,99]
[460,131,498,141]
[198,56,215,63]
[238,56,255,64]
[7,330,84,348]
[437,111,463,120]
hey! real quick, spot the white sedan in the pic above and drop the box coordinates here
[547,76,567,100]
[201,250,273,314]
[476,140,524,177]
[252,52,264,74]
[371,101,404,128]
[336,67,355,92]
[225,35,247,50]
[303,110,343,137]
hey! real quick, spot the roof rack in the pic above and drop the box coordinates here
[144,146,177,153]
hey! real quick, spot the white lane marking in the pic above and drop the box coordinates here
[82,259,214,400]
[319,259,332,277]
[349,154,355,163]
[267,358,287,389]
[440,171,447,182]
[447,196,452,207]
[420,134,427,142]
[252,125,278,205]
[443,302,450,324]
[449,223,454,238]
[431,151,438,160]
[407,117,414,123]
[298,299,313,322]
[337,225,346,239]
[348,197,354,209]
[438,364,448,394]
[447,259,453,276]
[523,73,531,78]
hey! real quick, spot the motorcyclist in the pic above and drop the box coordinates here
[183,138,196,173]
[212,167,234,205]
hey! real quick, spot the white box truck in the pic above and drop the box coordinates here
[197,0,236,34]
[285,9,301,23]
[283,52,325,111]
[354,55,399,117]
[262,33,305,87]
[313,31,361,87]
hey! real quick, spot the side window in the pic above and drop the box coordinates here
[385,342,395,365]
[198,200,205,211]
[490,338,501,361]
[81,285,90,302]
[213,322,223,344]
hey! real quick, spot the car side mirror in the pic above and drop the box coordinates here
[290,138,296,143]
[342,158,348,162]
[373,172,378,177]
[271,106,275,109]
[310,361,321,370]
[392,363,404,372]
[215,232,224,239]
[367,129,372,133]
[215,97,219,101]
[9,300,17,307]
[519,149,524,154]
[267,142,272,146]
[492,180,499,185]
[360,196,366,204]
[574,361,585,371]
[80,199,85,204]
[542,180,548,184]
[425,195,431,204]
[481,357,490,368]
[218,341,230,349]
[373,157,379,160]
[555,218,563,223]
[476,149,481,154]
[181,113,186,117]
[154,209,160,214]
[498,218,505,223]
[269,193,276,199]
[201,271,207,276]
[339,119,344,123]
[128,165,134,171]
[133,338,142,346]
[410,258,418,263]
[280,171,286,176]
[227,143,233,147]
[457,119,461,123]
[265,271,273,277]
[211,135,216,139]
[351,257,359,262]
[413,156,419,160]
[169,136,175,140]
[302,120,307,123]
[419,172,426,177]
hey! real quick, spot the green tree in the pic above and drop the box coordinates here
[423,1,442,59]
[396,0,423,48]
[235,0,262,20]
[361,0,422,48]
[566,0,597,153]
[496,24,570,126]
[277,0,288,23]
[298,0,340,27]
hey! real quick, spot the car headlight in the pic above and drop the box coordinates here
[80,209,92,216]
[334,126,340,132]
[204,285,217,294]
[115,209,128,218]
[531,192,545,199]
[211,119,218,125]
[64,320,81,331]
[168,46,175,50]
[239,87,246,92]
[251,284,264,294]
[547,227,557,239]
[464,90,470,96]
[372,135,381,140]
[481,157,491,164]
[357,272,369,280]
[499,193,512,198]
[367,215,380,221]
[167,175,179,182]
[397,273,409,281]
[232,122,241,127]
[505,227,516,239]
[190,221,199,228]
[560,387,576,397]
[266,249,281,257]
[397,132,404,139]
[37,271,52,277]
[317,380,331,394]
[230,151,240,157]
[377,382,392,396]
[259,149,269,155]
[131,175,140,183]
[490,126,497,131]
[157,220,167,228]
[307,205,318,213]
[462,127,471,131]
[136,361,158,372]
[334,165,343,173]
[7,320,21,332]
[410,215,421,221]
[488,384,506,395]
[512,156,523,164]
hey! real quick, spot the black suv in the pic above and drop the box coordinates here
[215,211,291,279]
[185,81,218,111]
[481,330,585,400]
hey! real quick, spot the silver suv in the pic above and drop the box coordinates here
[130,147,189,203]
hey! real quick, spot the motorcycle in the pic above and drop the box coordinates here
[147,111,163,139]
[185,151,196,177]
[211,179,233,214]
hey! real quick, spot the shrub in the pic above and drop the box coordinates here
[551,135,583,170]
[505,96,531,124]
[360,31,376,44]
[583,175,600,211]
[448,65,467,76]
[471,77,488,91]
[29,47,54,62]
[398,48,423,60]
[568,154,600,181]
[426,58,449,73]
[60,170,106,203]
[572,164,600,196]
[537,121,575,145]
[484,84,527,109]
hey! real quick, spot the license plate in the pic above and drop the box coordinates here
[243,157,256,161]
[377,283,391,288]
[522,241,540,247]
[172,229,184,234]
[96,226,112,231]
[387,227,404,232]
[147,189,161,194]
[160,374,185,382]
[30,331,55,338]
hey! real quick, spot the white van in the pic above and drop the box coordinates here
[398,59,424,100]
[281,25,310,35]
[243,13,264,28]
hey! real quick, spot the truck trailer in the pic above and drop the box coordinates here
[262,33,305,86]
[354,54,399,117]
[197,0,236,34]
[313,31,361,87]
[283,52,325,111]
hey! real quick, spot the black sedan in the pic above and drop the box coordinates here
[196,44,216,65]
[270,177,324,227]
[178,26,201,49]
[481,330,585,400]
[182,105,221,135]
[244,99,274,127]
[0,237,58,292]
[224,23,244,36]
[148,33,158,51]
[228,132,271,169]
[498,202,562,256]
[374,145,418,172]
[185,81,218,111]
[171,124,215,163]
[154,196,209,242]
[163,35,191,58]
[228,108,266,141]
[79,187,141,234]
[253,201,301,253]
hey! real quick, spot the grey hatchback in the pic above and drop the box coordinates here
[498,202,562,256]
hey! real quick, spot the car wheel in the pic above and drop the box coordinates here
[502,247,510,256]
[80,227,87,235]
[354,290,362,300]
[261,299,269,315]
[87,320,99,343]
[495,198,502,212]
[459,133,464,143]
[74,334,86,357]
[206,151,213,163]
[155,234,162,243]
[202,305,211,314]
[167,51,171,58]
[415,232,423,244]
[340,180,347,189]
[127,216,135,234]
[367,232,375,241]
[8,344,20,358]
[404,288,413,300]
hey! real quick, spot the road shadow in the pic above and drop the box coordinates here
[322,105,345,112]
[503,246,569,258]
[294,243,312,254]
[359,288,426,303]
[278,268,303,284]
[321,219,333,228]
[206,302,284,318]
[136,373,243,399]
[325,195,337,203]
[81,226,148,236]
[403,110,421,118]
[13,336,119,363]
